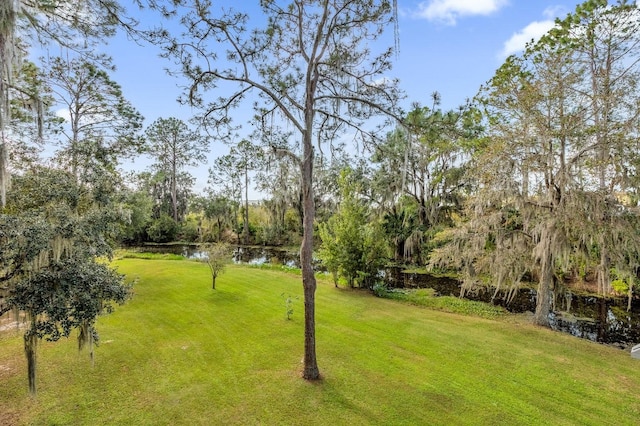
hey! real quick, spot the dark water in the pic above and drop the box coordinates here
[232,246,300,267]
[129,244,640,349]
[130,244,302,266]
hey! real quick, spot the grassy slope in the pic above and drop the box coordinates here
[1,259,639,425]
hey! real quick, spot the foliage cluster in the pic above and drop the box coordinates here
[318,169,388,289]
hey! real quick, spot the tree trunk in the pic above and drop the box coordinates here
[534,225,554,327]
[300,129,319,380]
[597,245,610,296]
[296,189,304,235]
[172,158,178,222]
[395,239,404,263]
[0,142,8,208]
[244,165,250,244]
[25,331,38,396]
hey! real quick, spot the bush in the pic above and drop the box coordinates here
[179,215,201,242]
[147,215,179,243]
[372,282,389,297]
[318,169,388,289]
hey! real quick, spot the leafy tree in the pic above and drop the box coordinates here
[147,213,179,243]
[117,186,153,244]
[136,169,195,224]
[196,194,236,242]
[208,156,243,241]
[256,154,301,243]
[0,0,136,395]
[145,117,208,222]
[318,169,387,288]
[0,167,130,394]
[199,242,231,289]
[381,202,419,263]
[372,100,481,263]
[6,59,60,173]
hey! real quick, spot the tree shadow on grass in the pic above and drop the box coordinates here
[205,287,248,306]
[292,376,384,424]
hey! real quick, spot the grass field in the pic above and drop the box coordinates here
[1,258,639,425]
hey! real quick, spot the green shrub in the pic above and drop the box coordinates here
[147,215,179,243]
[179,216,201,242]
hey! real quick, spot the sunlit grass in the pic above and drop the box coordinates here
[1,258,639,425]
[114,249,187,261]
[377,287,508,319]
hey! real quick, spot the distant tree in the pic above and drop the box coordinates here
[145,117,208,222]
[147,170,195,223]
[0,0,131,206]
[381,203,419,263]
[6,59,60,172]
[202,195,236,242]
[199,242,231,289]
[256,154,301,242]
[147,213,179,243]
[372,100,481,263]
[45,55,144,183]
[210,140,262,244]
[118,187,153,244]
[208,157,243,241]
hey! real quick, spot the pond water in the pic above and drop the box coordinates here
[129,244,640,349]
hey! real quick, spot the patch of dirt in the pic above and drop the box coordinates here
[0,321,23,333]
[0,363,16,378]
[0,311,26,334]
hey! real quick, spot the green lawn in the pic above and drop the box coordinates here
[1,258,639,425]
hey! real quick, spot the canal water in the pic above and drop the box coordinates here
[129,244,640,349]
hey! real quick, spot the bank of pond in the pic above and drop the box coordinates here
[128,243,640,350]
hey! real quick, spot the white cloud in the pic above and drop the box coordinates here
[499,5,568,58]
[542,5,567,20]
[415,0,509,25]
[500,20,556,57]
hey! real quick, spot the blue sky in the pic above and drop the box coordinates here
[89,0,591,194]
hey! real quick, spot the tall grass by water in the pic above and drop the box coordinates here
[1,258,639,425]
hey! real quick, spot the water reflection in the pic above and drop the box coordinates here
[232,246,299,267]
